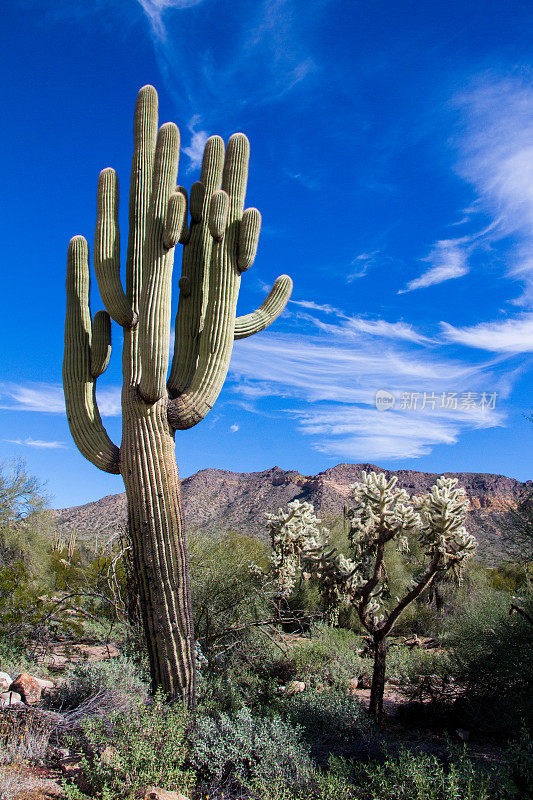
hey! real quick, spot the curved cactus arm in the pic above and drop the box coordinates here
[94,168,137,328]
[63,236,120,474]
[234,275,293,339]
[137,122,181,403]
[167,136,225,397]
[90,310,112,377]
[167,133,251,430]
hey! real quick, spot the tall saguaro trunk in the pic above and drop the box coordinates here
[121,391,195,705]
[63,85,293,704]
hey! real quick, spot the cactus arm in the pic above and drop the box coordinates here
[234,274,293,339]
[167,133,252,430]
[63,236,120,474]
[163,190,186,250]
[94,168,137,328]
[90,310,112,377]
[124,86,158,385]
[237,208,262,272]
[137,122,180,403]
[167,137,225,397]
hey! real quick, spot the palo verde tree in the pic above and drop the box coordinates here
[63,86,293,706]
[301,472,477,723]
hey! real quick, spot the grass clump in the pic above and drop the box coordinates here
[52,657,148,711]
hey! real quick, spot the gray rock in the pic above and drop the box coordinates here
[0,691,23,706]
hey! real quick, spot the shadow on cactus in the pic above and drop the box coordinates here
[62,85,293,706]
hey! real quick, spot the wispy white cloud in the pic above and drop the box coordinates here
[442,314,533,353]
[292,407,460,460]
[284,169,321,190]
[141,0,321,120]
[292,305,434,345]
[4,438,67,450]
[290,299,340,314]
[136,0,205,40]
[229,312,508,460]
[347,251,380,282]
[0,382,121,417]
[230,423,240,433]
[403,73,533,298]
[182,114,209,171]
[0,383,65,414]
[96,388,122,417]
[454,75,533,293]
[400,238,470,293]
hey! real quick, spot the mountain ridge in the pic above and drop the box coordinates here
[53,463,532,564]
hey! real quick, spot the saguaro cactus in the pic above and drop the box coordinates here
[63,85,293,705]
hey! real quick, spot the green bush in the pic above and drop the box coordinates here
[188,706,315,794]
[188,530,272,659]
[290,625,365,687]
[502,728,533,799]
[282,685,377,755]
[446,592,533,735]
[386,645,451,695]
[0,559,82,660]
[64,694,192,799]
[350,747,493,800]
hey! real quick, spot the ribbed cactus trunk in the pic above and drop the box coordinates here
[63,85,293,704]
[121,391,195,703]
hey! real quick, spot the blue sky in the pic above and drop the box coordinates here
[1,0,533,508]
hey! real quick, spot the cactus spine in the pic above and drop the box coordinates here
[63,86,293,705]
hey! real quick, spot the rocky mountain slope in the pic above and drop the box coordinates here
[53,464,532,564]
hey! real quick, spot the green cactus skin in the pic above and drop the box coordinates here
[63,85,293,705]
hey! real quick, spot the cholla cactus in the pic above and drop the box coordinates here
[345,471,476,723]
[415,476,476,569]
[287,471,477,723]
[266,500,327,600]
[301,543,356,624]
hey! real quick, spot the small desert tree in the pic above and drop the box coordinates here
[285,472,476,723]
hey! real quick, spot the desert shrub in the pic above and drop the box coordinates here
[52,657,148,711]
[350,747,493,800]
[0,709,53,766]
[197,628,294,713]
[290,625,365,687]
[0,559,83,660]
[502,728,533,799]
[63,693,191,798]
[282,685,377,756]
[386,645,451,694]
[188,706,315,794]
[488,562,531,593]
[188,530,272,659]
[446,592,533,735]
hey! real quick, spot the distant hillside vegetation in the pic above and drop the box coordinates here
[52,463,533,565]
